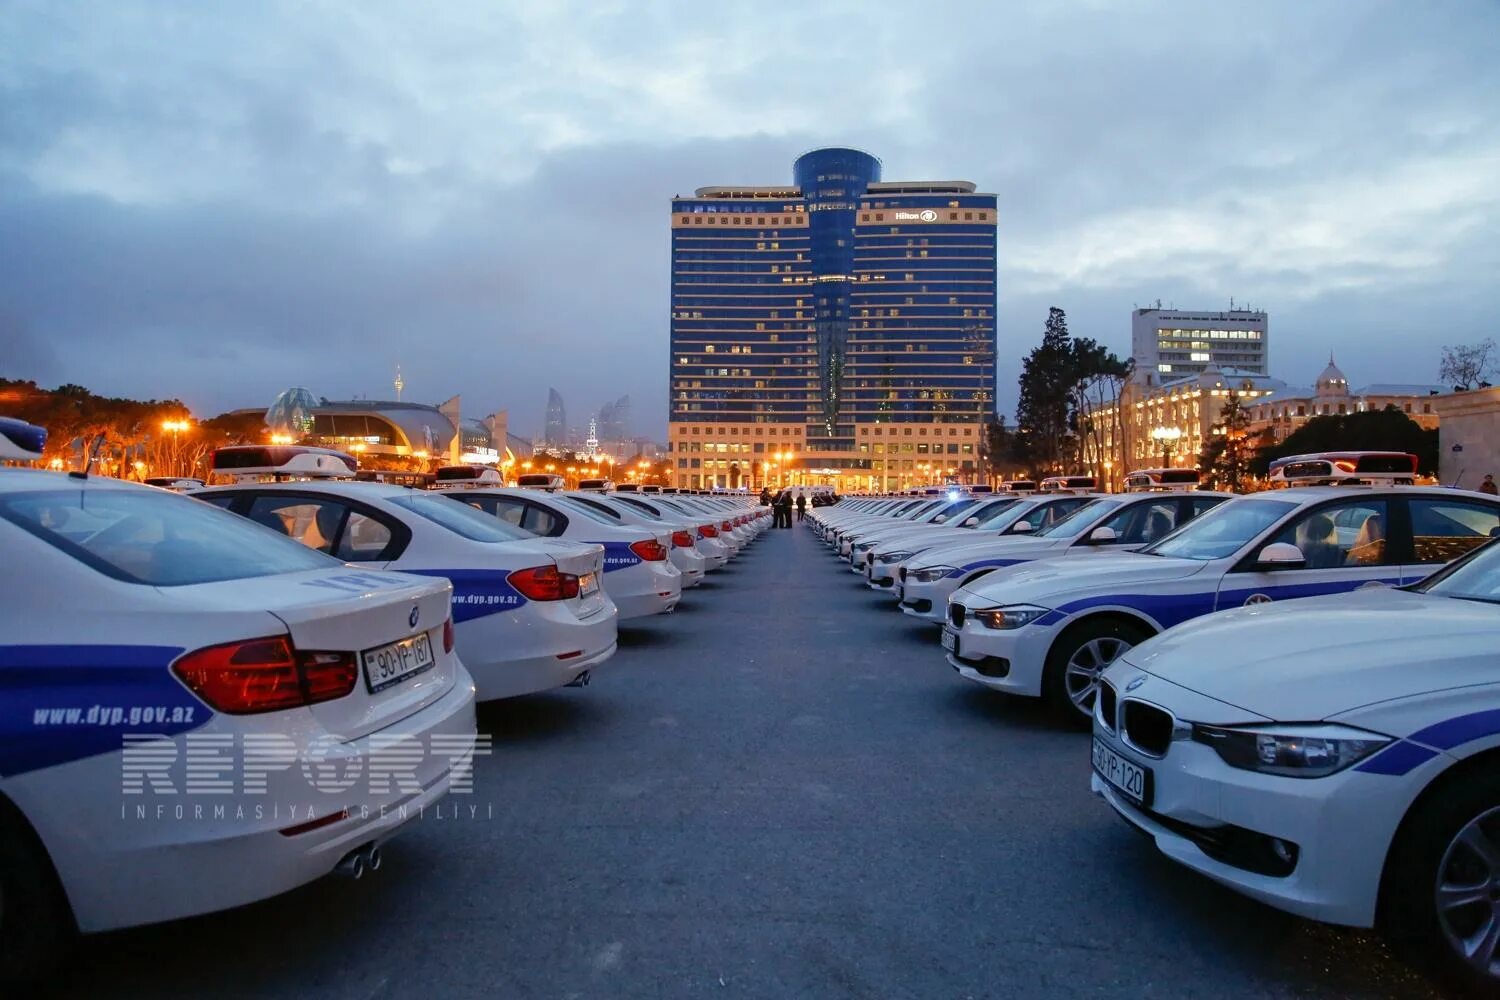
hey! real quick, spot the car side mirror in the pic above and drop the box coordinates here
[1256,542,1306,569]
[1011,520,1034,533]
[1086,526,1118,545]
[962,516,980,527]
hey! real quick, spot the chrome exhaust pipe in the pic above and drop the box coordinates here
[334,847,366,880]
[364,844,382,872]
[566,670,592,688]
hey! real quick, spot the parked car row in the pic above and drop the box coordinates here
[0,427,768,983]
[810,460,1500,993]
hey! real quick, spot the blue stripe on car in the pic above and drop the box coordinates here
[1354,739,1440,776]
[406,569,528,622]
[0,644,204,777]
[600,541,642,573]
[953,558,1028,579]
[1407,709,1500,752]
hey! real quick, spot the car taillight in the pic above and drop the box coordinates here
[508,565,580,601]
[443,618,455,653]
[630,539,668,561]
[671,530,694,548]
[172,636,356,715]
[698,524,718,538]
[721,521,733,532]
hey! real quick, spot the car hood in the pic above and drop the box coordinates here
[1123,587,1500,720]
[958,551,1204,607]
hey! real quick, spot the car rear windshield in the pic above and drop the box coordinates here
[0,487,338,585]
[386,493,533,542]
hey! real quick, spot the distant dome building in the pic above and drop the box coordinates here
[265,387,318,436]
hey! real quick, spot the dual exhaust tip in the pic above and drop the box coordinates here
[334,842,382,880]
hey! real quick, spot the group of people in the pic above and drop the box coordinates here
[760,487,805,528]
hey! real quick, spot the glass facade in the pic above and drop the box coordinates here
[670,148,996,437]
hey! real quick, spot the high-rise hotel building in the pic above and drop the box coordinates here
[668,147,997,491]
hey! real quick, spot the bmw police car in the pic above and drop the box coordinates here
[1092,536,1500,993]
[895,490,1228,616]
[435,482,682,620]
[563,490,707,587]
[945,480,1500,720]
[0,440,476,979]
[869,492,1111,593]
[201,449,619,698]
[607,493,734,570]
[845,497,986,571]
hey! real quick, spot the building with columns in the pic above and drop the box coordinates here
[1244,357,1443,443]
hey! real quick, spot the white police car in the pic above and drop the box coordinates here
[895,491,1227,617]
[868,493,1108,592]
[435,485,681,620]
[563,491,707,587]
[845,497,990,571]
[607,493,734,571]
[199,465,618,700]
[1091,537,1500,993]
[0,459,476,980]
[945,484,1500,720]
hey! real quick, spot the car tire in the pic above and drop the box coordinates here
[1384,770,1500,997]
[0,799,73,987]
[1043,618,1150,726]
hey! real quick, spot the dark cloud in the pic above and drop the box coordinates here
[0,0,1495,432]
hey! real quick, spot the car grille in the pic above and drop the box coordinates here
[1097,680,1118,733]
[1121,700,1174,757]
[949,603,966,628]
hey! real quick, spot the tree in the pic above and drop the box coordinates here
[1197,391,1253,491]
[1252,407,1439,477]
[1015,308,1074,474]
[1440,338,1496,391]
[979,413,1014,481]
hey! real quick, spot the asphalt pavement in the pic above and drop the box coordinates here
[52,519,1444,998]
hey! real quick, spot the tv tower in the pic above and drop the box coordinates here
[394,364,404,401]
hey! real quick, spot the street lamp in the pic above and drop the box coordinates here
[161,418,192,477]
[1150,426,1182,468]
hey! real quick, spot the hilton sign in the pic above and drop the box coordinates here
[891,210,940,222]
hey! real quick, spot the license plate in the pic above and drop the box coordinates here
[579,573,599,597]
[941,628,958,655]
[362,632,435,693]
[1093,738,1151,807]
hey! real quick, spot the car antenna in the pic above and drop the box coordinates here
[68,433,107,480]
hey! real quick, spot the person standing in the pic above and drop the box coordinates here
[1481,474,1498,496]
[759,486,773,507]
[776,489,793,528]
[795,493,807,522]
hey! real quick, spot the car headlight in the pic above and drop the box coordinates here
[877,551,914,563]
[908,565,957,583]
[1191,723,1390,778]
[972,605,1050,630]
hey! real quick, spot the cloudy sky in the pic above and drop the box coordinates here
[2,0,1497,435]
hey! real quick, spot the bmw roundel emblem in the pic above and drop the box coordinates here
[1244,593,1273,607]
[1125,676,1147,693]
[409,606,420,628]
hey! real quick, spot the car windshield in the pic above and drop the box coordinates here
[1141,498,1296,561]
[1035,498,1117,538]
[388,493,533,542]
[0,487,338,585]
[1418,541,1500,604]
[959,498,1019,526]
